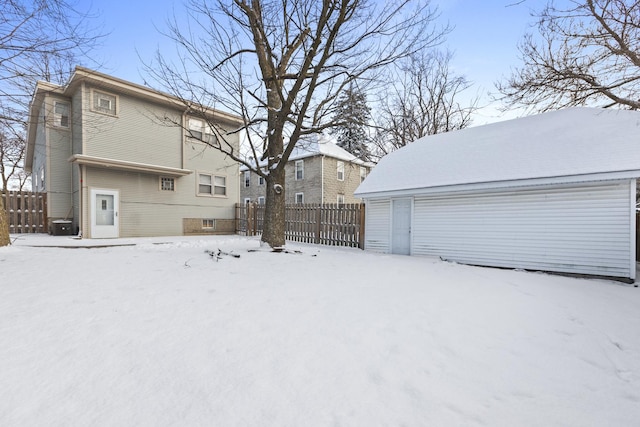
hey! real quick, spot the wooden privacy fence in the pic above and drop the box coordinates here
[1,191,47,234]
[236,203,365,248]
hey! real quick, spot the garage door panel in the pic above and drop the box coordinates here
[412,182,633,278]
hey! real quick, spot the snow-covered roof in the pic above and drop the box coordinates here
[241,133,371,171]
[356,107,640,198]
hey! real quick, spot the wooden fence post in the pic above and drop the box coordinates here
[358,203,366,249]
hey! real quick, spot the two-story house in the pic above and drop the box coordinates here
[240,134,372,205]
[25,66,243,238]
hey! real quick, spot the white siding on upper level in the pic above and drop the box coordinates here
[410,180,635,280]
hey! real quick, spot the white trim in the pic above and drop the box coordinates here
[357,171,640,200]
[70,154,192,177]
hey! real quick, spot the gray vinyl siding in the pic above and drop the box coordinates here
[364,199,391,253]
[45,95,73,220]
[31,103,47,192]
[84,164,238,238]
[410,181,634,279]
[71,87,83,231]
[82,85,183,168]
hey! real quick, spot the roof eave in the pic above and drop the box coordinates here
[356,170,640,199]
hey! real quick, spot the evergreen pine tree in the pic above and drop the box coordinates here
[333,86,371,161]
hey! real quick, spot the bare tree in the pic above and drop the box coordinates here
[371,50,478,160]
[497,0,640,112]
[0,0,103,245]
[0,0,103,189]
[0,118,27,190]
[148,0,446,247]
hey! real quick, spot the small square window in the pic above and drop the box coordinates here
[93,91,117,115]
[295,192,304,204]
[337,194,345,204]
[337,161,345,181]
[258,196,265,204]
[202,219,214,229]
[160,177,175,191]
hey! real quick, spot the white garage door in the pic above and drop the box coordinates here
[411,181,634,280]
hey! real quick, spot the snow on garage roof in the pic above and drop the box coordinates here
[356,107,640,198]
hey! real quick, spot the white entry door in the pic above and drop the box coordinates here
[391,198,412,255]
[91,189,119,238]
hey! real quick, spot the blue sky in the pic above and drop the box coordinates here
[90,0,543,126]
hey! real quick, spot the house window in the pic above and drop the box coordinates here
[337,161,345,181]
[188,118,203,140]
[337,194,345,204]
[360,166,367,183]
[53,101,70,128]
[214,176,226,196]
[295,160,304,180]
[258,196,265,204]
[244,170,250,187]
[198,173,227,196]
[198,174,212,195]
[295,192,304,204]
[202,219,214,229]
[188,118,216,143]
[92,90,117,115]
[259,172,265,186]
[160,177,175,191]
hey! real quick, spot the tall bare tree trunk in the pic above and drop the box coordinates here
[0,196,9,246]
[261,164,286,248]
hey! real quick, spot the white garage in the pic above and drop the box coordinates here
[355,108,640,282]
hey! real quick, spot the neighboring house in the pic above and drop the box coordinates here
[355,107,640,282]
[241,134,372,205]
[25,66,243,238]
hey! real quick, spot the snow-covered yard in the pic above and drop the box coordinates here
[1,234,639,426]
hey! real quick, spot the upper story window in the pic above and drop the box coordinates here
[337,160,345,181]
[188,118,216,143]
[259,169,265,185]
[360,166,367,183]
[295,160,304,180]
[53,101,70,128]
[92,90,117,116]
[244,170,250,187]
[198,172,226,197]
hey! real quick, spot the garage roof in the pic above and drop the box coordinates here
[356,108,640,198]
